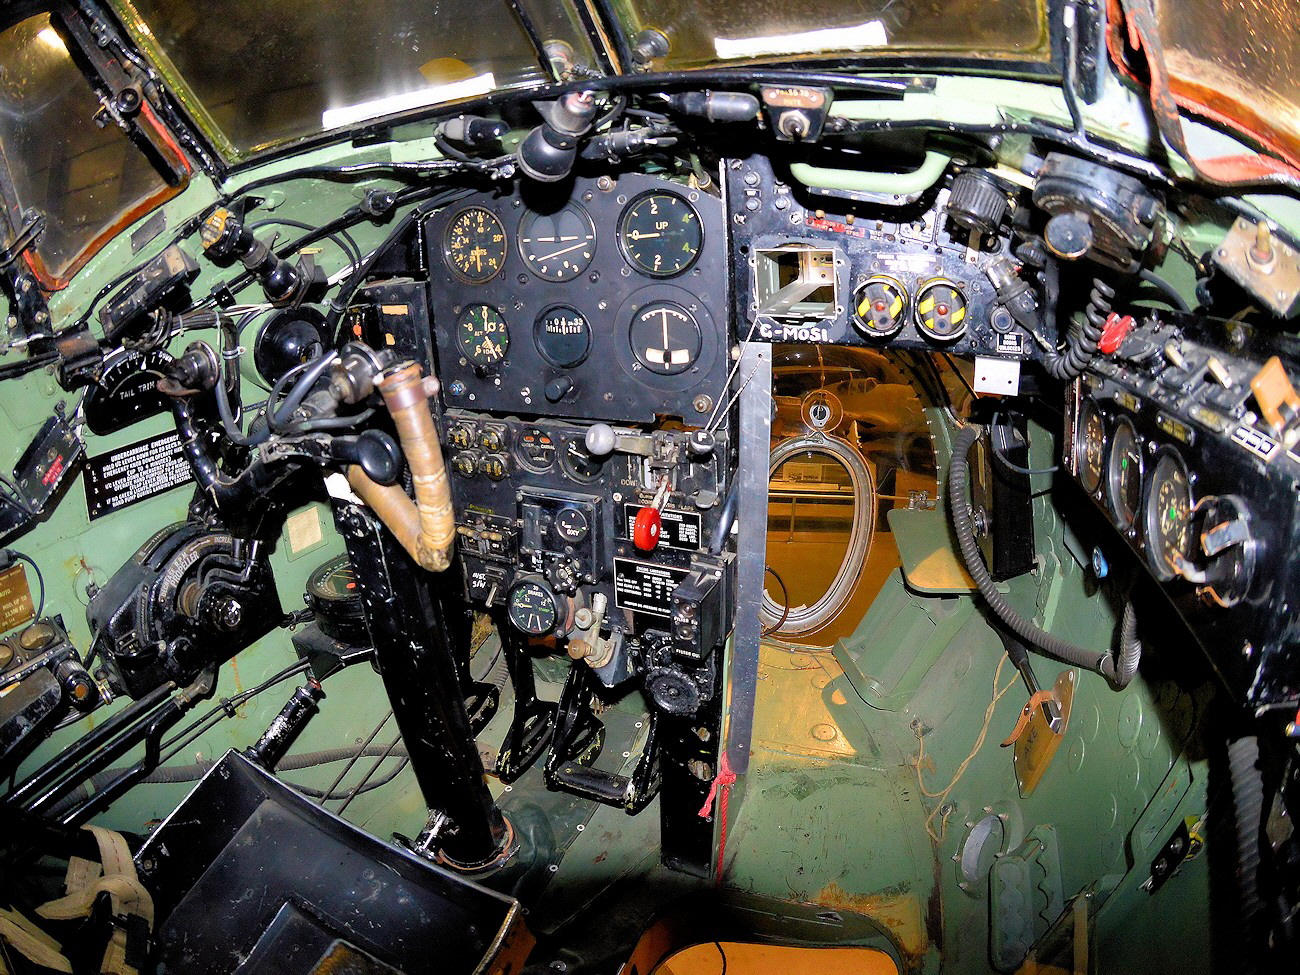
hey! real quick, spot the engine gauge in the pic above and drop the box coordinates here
[559,435,605,482]
[851,275,908,338]
[618,192,702,278]
[915,278,968,342]
[1107,417,1143,528]
[444,205,507,283]
[534,306,592,367]
[515,426,556,473]
[1145,450,1193,580]
[518,203,596,282]
[629,301,701,375]
[456,304,509,368]
[1076,399,1105,494]
[506,577,561,635]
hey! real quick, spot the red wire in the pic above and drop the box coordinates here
[698,749,737,884]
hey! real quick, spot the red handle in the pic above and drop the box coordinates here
[632,506,662,551]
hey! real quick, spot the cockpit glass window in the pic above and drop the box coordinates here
[612,0,1050,69]
[0,13,175,284]
[1154,0,1300,160]
[106,0,559,158]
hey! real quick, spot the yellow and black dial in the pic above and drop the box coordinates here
[444,206,507,283]
[852,275,908,338]
[456,304,509,368]
[618,192,702,278]
[915,278,968,342]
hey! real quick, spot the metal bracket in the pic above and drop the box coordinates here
[0,211,44,270]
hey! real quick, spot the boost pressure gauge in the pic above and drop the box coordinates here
[1076,399,1105,495]
[1145,450,1193,580]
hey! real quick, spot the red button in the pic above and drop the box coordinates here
[632,507,662,551]
[1098,312,1135,355]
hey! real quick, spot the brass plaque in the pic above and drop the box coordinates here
[1013,670,1074,797]
[0,564,35,632]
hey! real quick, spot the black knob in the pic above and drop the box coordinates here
[545,376,575,402]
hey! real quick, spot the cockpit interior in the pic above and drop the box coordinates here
[0,1,1297,972]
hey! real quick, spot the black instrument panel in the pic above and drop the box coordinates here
[1064,314,1300,707]
[427,173,729,425]
[726,154,1042,363]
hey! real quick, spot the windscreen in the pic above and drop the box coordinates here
[0,13,174,284]
[108,0,566,158]
[612,0,1050,69]
[1155,0,1300,162]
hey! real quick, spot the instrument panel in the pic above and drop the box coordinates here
[1064,314,1300,706]
[427,173,728,425]
[726,154,1042,364]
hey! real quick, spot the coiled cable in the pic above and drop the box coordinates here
[1042,277,1113,381]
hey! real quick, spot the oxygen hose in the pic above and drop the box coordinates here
[345,361,456,572]
[948,423,1139,683]
[1228,734,1265,972]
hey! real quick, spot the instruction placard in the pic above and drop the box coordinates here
[0,564,34,631]
[83,431,194,521]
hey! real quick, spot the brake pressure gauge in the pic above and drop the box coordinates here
[915,278,968,342]
[852,275,908,338]
[506,577,562,635]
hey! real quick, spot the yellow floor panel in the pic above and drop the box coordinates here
[656,942,899,975]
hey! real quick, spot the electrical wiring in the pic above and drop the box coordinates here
[911,653,1019,843]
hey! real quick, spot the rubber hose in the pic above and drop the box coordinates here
[1228,734,1266,962]
[44,744,412,817]
[1113,600,1142,688]
[1043,277,1111,381]
[948,424,1115,676]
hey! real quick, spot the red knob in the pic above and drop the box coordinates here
[632,506,662,551]
[1098,312,1135,356]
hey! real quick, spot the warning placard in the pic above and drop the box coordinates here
[0,564,34,631]
[83,431,194,521]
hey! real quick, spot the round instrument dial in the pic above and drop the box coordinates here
[518,203,597,281]
[506,578,561,635]
[1107,417,1143,528]
[852,275,908,338]
[534,306,592,367]
[444,206,507,283]
[629,301,701,375]
[1145,450,1194,580]
[1076,399,1105,495]
[515,426,556,473]
[456,305,509,368]
[618,192,702,278]
[554,507,590,544]
[915,278,968,342]
[559,434,604,482]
